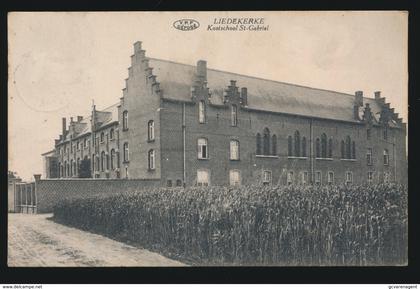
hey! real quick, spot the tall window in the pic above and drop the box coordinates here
[198,100,206,123]
[110,149,116,170]
[100,132,104,143]
[263,170,272,185]
[328,138,333,158]
[315,171,322,185]
[123,142,129,162]
[110,128,114,140]
[106,153,109,170]
[101,151,105,172]
[301,137,307,157]
[231,105,237,126]
[294,131,300,157]
[123,110,128,130]
[327,171,334,185]
[301,171,308,185]
[316,138,321,158]
[272,135,277,156]
[96,156,100,171]
[76,158,80,175]
[383,149,389,165]
[383,126,388,140]
[287,171,294,186]
[321,133,327,158]
[367,128,371,140]
[288,136,293,157]
[352,141,356,159]
[366,148,373,165]
[230,140,240,160]
[345,171,353,185]
[341,140,345,159]
[198,138,208,159]
[256,133,262,155]
[76,141,80,150]
[197,169,210,186]
[367,171,374,183]
[148,120,155,141]
[263,128,270,155]
[345,136,351,159]
[70,160,73,176]
[229,170,241,186]
[148,149,155,170]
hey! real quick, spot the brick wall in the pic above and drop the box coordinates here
[35,178,160,213]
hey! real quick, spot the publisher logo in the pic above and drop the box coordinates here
[173,19,200,31]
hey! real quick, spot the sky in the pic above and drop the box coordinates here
[8,11,408,181]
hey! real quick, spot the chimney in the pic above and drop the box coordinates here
[197,60,207,81]
[354,91,363,120]
[241,87,248,106]
[33,174,41,182]
[133,41,142,53]
[77,116,83,122]
[70,117,74,123]
[374,91,381,99]
[62,117,66,137]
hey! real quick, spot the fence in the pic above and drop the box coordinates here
[14,182,37,214]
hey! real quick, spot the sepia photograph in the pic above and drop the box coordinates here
[7,11,408,267]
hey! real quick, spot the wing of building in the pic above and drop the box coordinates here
[42,41,407,186]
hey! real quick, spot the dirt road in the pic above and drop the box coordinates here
[8,213,185,267]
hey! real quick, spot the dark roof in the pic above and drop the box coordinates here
[149,58,383,123]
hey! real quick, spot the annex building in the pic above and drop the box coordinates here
[42,41,407,187]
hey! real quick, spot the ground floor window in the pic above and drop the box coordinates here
[367,171,374,183]
[167,179,172,187]
[383,172,390,183]
[287,171,294,186]
[345,171,353,185]
[262,170,272,185]
[327,171,334,185]
[197,169,210,186]
[176,179,183,187]
[301,171,308,185]
[229,170,241,186]
[315,171,322,185]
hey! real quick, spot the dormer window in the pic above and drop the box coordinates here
[198,100,206,123]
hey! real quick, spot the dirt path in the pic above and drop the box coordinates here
[8,213,185,267]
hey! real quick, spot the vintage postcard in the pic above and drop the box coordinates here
[8,11,408,266]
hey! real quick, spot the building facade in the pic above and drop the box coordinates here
[43,41,407,187]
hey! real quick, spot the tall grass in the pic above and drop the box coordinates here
[53,184,407,266]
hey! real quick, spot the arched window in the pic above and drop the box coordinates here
[198,100,206,123]
[316,138,321,158]
[345,136,351,159]
[123,110,128,130]
[383,149,389,165]
[101,151,105,172]
[230,140,240,160]
[64,161,67,177]
[328,138,333,158]
[352,141,356,159]
[148,120,155,141]
[110,149,115,170]
[263,128,270,155]
[321,133,327,158]
[271,135,277,156]
[301,137,307,157]
[294,131,300,157]
[106,153,109,170]
[341,140,345,159]
[76,158,80,176]
[197,138,208,159]
[123,142,129,162]
[288,135,293,156]
[110,128,114,140]
[70,160,73,176]
[231,105,238,126]
[96,156,100,171]
[100,132,104,143]
[256,133,262,155]
[148,149,155,170]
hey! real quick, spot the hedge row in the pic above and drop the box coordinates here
[52,184,407,266]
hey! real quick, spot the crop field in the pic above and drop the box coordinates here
[52,184,407,266]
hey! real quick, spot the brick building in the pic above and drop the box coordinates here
[43,41,407,187]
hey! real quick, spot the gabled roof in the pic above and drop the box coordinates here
[149,58,384,123]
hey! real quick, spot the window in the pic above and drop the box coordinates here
[123,110,128,130]
[315,171,322,185]
[367,128,371,140]
[352,141,356,159]
[367,171,374,183]
[367,148,373,165]
[301,137,307,157]
[294,130,300,157]
[287,171,294,186]
[316,138,321,158]
[383,149,389,165]
[262,170,272,185]
[256,133,262,155]
[176,179,182,187]
[148,120,155,141]
[321,133,327,158]
[328,138,333,158]
[84,138,87,148]
[198,100,206,123]
[231,105,237,126]
[345,136,351,159]
[123,142,129,162]
[125,167,129,179]
[101,151,105,172]
[383,126,388,140]
[301,171,308,185]
[197,138,208,159]
[263,128,270,155]
[70,160,73,176]
[288,135,293,157]
[345,171,353,185]
[96,156,100,171]
[76,158,80,175]
[383,172,390,183]
[106,154,109,170]
[230,140,240,160]
[341,140,345,159]
[148,149,155,170]
[110,128,114,140]
[100,132,105,143]
[327,171,334,185]
[76,141,80,150]
[167,180,172,187]
[110,149,116,170]
[229,170,241,186]
[197,169,210,186]
[272,135,277,156]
